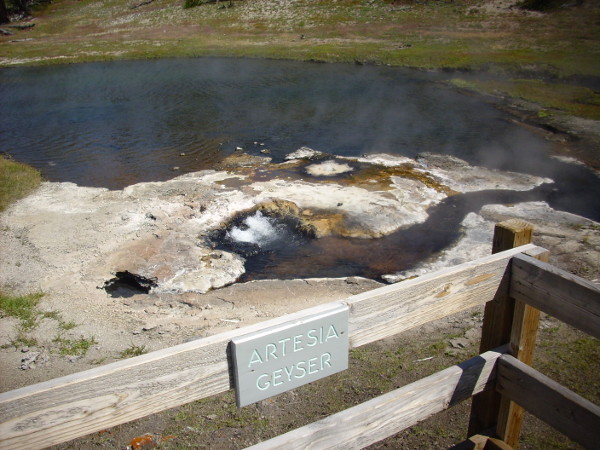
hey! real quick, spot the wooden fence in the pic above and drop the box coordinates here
[0,220,599,449]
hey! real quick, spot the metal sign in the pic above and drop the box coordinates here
[231,304,349,407]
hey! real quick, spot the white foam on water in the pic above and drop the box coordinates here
[227,211,280,247]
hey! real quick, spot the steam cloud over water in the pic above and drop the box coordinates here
[0,57,562,188]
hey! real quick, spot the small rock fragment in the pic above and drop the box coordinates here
[20,352,40,370]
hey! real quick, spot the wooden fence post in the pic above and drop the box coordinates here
[468,219,549,447]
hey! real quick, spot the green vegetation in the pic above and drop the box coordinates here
[0,0,596,132]
[0,291,44,330]
[0,290,97,356]
[0,155,42,212]
[119,344,147,359]
[450,78,600,120]
[47,313,596,449]
[0,291,45,348]
[537,333,600,403]
[0,0,597,135]
[151,331,474,448]
[53,335,97,356]
[1,0,597,75]
[1,1,599,447]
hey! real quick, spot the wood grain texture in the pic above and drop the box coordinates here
[495,248,550,446]
[346,244,538,348]
[496,355,600,450]
[0,302,342,450]
[491,219,533,255]
[0,244,540,450]
[247,348,508,450]
[469,222,536,437]
[510,254,600,339]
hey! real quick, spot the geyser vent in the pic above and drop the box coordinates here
[103,271,158,298]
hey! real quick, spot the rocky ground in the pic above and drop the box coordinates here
[1,147,598,397]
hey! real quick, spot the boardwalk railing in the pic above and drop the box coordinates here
[1,220,599,449]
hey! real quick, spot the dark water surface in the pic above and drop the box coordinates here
[2,58,598,280]
[0,58,563,186]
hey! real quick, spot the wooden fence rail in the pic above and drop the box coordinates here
[1,226,599,450]
[246,346,508,450]
[496,355,600,450]
[510,254,600,339]
[0,244,540,450]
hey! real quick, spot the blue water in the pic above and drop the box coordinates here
[1,57,567,186]
[2,58,599,281]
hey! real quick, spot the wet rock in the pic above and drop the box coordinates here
[384,212,494,282]
[344,153,415,167]
[215,153,271,169]
[256,199,302,218]
[284,146,325,160]
[250,177,445,238]
[417,153,552,192]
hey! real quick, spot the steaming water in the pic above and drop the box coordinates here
[225,211,305,253]
[228,212,278,246]
[2,57,599,281]
[0,57,562,188]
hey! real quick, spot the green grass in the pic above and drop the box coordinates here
[2,0,598,75]
[450,78,600,120]
[2,0,598,132]
[0,291,44,330]
[0,291,45,348]
[0,155,42,212]
[119,344,147,359]
[537,335,600,402]
[0,290,98,356]
[53,335,97,356]
[58,319,78,330]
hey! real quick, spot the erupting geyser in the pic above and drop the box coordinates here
[227,212,283,248]
[219,211,311,258]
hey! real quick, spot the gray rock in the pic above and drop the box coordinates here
[20,351,40,370]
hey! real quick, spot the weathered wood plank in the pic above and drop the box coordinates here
[469,220,535,437]
[510,253,600,339]
[0,244,540,450]
[0,302,341,450]
[347,244,539,347]
[495,247,550,446]
[247,348,508,450]
[496,355,600,450]
[491,219,533,255]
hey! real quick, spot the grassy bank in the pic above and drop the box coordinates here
[2,0,598,73]
[1,0,599,121]
[2,0,598,178]
[0,155,42,211]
